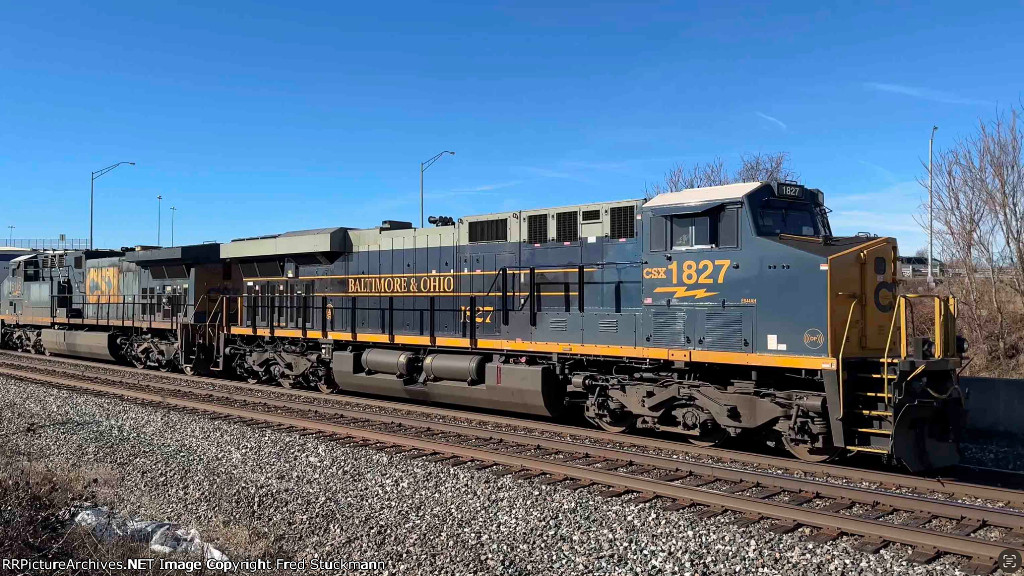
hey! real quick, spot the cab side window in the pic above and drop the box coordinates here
[650,206,740,251]
[718,207,740,248]
[671,215,710,249]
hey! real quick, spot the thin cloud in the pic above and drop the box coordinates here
[864,82,992,106]
[449,181,521,193]
[755,112,787,130]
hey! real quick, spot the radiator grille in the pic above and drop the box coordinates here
[526,214,548,244]
[704,311,745,351]
[468,218,508,243]
[610,205,635,239]
[650,311,687,347]
[581,209,601,222]
[555,211,579,243]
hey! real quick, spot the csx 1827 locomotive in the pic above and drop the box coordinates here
[0,181,964,471]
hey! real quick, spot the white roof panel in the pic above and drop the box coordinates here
[644,181,764,208]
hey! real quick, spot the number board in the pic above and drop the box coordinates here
[775,183,804,199]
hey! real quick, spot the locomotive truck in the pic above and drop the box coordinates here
[0,181,964,471]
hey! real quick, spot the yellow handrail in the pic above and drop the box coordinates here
[837,297,859,420]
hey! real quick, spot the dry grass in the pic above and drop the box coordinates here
[0,445,289,575]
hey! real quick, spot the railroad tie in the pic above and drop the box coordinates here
[536,475,567,486]
[950,518,982,537]
[807,527,842,544]
[656,472,690,483]
[901,512,934,527]
[769,520,800,534]
[632,492,659,504]
[858,504,894,520]
[600,460,632,471]
[597,487,630,499]
[680,475,716,487]
[512,471,544,481]
[697,506,726,520]
[782,487,815,502]
[822,499,853,513]
[732,514,762,528]
[1000,527,1024,546]
[662,499,693,511]
[749,487,784,500]
[962,557,997,575]
[562,479,594,491]
[907,546,939,564]
[723,481,756,494]
[853,536,886,554]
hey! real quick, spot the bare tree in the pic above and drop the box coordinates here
[921,105,1024,372]
[734,152,797,184]
[644,152,795,200]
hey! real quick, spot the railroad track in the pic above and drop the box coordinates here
[0,350,1020,505]
[0,355,1022,573]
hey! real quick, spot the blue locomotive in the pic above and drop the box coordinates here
[0,181,964,471]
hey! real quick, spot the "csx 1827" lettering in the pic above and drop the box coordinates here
[644,260,731,284]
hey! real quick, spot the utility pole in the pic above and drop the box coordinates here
[170,206,177,247]
[90,162,135,249]
[928,125,938,288]
[6,225,13,245]
[157,195,163,246]
[420,150,455,227]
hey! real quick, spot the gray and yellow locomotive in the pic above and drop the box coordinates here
[0,181,964,471]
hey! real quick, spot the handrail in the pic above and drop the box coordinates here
[837,296,859,420]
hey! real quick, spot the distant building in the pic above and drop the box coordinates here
[898,256,944,278]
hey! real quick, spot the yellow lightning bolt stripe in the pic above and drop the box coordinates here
[653,286,720,299]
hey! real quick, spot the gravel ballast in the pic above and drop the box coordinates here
[0,376,980,575]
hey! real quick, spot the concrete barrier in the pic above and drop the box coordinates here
[961,377,1024,435]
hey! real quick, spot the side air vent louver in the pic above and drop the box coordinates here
[650,311,686,347]
[598,318,618,333]
[549,317,568,331]
[468,218,508,243]
[610,205,636,239]
[526,214,548,244]
[555,211,579,243]
[704,311,745,351]
[581,209,601,222]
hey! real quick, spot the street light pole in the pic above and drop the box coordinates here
[420,150,455,228]
[90,161,135,249]
[928,126,938,287]
[6,225,13,245]
[170,206,177,247]
[157,195,163,245]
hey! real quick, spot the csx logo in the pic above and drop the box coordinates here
[643,267,667,279]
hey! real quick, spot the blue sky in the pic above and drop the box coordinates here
[2,1,1022,252]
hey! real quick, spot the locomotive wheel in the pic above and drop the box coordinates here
[782,435,843,463]
[315,380,335,394]
[182,365,196,376]
[278,377,294,390]
[129,356,147,369]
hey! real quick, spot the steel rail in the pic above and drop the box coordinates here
[0,350,1020,507]
[0,365,1011,569]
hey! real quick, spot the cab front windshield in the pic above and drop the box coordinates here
[755,202,821,237]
